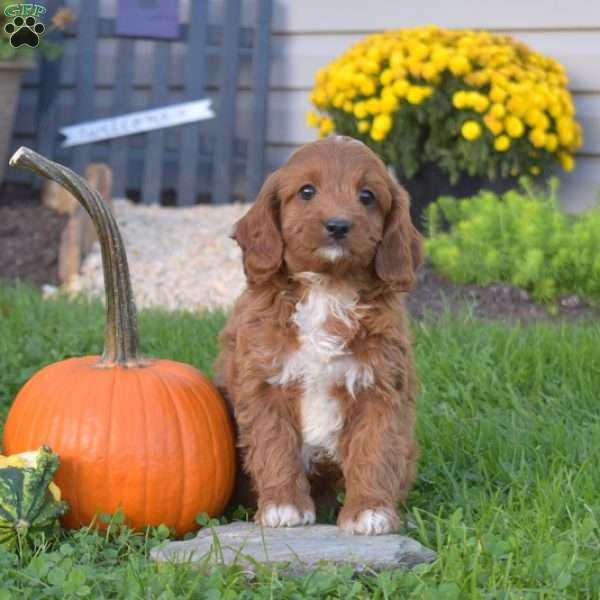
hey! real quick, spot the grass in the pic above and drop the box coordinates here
[1,283,600,598]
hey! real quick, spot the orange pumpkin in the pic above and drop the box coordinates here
[3,147,235,535]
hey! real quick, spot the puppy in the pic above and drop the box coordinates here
[214,135,423,535]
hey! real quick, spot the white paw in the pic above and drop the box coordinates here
[259,503,316,527]
[339,507,397,535]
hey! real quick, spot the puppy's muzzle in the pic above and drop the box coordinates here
[324,217,353,241]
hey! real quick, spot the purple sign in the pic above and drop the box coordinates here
[116,0,180,40]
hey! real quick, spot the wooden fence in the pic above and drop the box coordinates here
[10,0,273,205]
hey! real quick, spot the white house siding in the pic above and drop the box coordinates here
[266,1,600,212]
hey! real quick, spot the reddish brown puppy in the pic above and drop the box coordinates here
[214,135,423,534]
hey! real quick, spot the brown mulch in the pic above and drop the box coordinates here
[0,183,67,287]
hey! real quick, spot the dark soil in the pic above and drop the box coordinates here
[0,183,67,287]
[407,262,600,323]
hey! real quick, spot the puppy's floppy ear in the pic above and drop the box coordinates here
[375,179,424,290]
[232,171,283,284]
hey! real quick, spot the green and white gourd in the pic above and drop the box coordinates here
[0,445,69,549]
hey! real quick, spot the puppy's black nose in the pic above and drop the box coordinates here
[324,217,352,240]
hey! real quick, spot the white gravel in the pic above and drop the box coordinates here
[67,199,250,312]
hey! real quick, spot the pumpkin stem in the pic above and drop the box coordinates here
[10,147,148,368]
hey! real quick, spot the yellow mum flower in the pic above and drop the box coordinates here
[380,69,394,86]
[548,101,563,119]
[373,113,393,133]
[381,86,396,100]
[494,135,511,151]
[392,65,407,79]
[452,91,468,109]
[562,98,575,116]
[531,92,547,110]
[360,79,376,96]
[462,91,477,108]
[343,100,353,113]
[536,113,550,131]
[362,59,379,75]
[366,97,381,114]
[490,103,506,119]
[431,49,450,70]
[461,120,482,140]
[525,108,543,128]
[422,62,439,81]
[353,102,368,119]
[449,54,471,75]
[491,72,509,88]
[312,88,327,107]
[406,86,425,104]
[339,65,356,86]
[332,93,345,108]
[306,110,320,128]
[548,72,560,86]
[545,133,558,152]
[557,117,575,145]
[370,127,386,142]
[473,95,490,113]
[489,86,508,103]
[529,129,547,148]
[389,50,404,68]
[357,119,370,133]
[392,79,409,97]
[409,41,429,61]
[380,94,399,113]
[559,152,575,172]
[530,165,541,175]
[354,72,367,86]
[484,114,503,135]
[367,46,381,62]
[465,71,490,87]
[406,59,423,78]
[507,96,527,117]
[319,118,334,137]
[558,127,574,146]
[505,115,525,138]
[315,69,328,85]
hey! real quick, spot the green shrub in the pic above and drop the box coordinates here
[425,178,600,303]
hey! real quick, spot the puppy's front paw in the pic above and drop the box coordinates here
[338,506,398,535]
[257,503,316,527]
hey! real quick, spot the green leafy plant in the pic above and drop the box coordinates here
[425,177,600,303]
[0,1,75,61]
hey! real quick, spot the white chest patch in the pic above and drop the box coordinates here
[268,278,374,467]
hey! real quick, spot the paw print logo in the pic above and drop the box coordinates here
[4,16,45,48]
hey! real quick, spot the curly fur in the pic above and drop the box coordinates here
[213,135,423,535]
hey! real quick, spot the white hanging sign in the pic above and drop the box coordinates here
[60,99,214,148]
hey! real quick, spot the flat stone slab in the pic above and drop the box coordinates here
[151,522,437,574]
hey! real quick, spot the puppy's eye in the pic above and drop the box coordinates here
[299,184,316,201]
[359,189,375,206]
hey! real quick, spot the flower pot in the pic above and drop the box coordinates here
[0,61,32,184]
[391,164,519,233]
